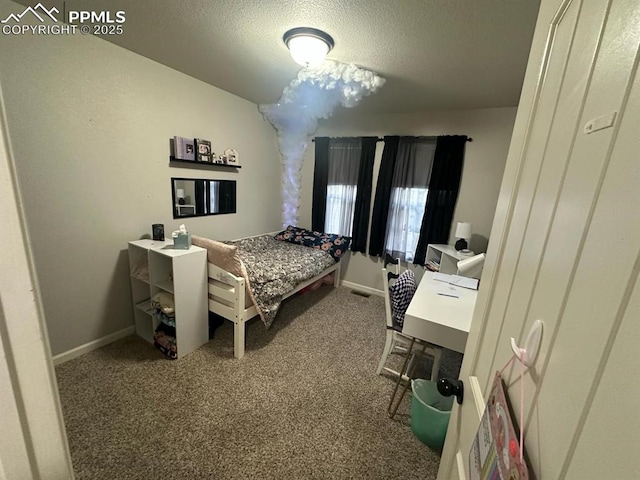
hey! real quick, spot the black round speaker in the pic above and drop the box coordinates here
[455,238,468,251]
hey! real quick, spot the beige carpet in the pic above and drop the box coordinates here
[55,285,462,479]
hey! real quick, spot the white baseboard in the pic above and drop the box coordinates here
[52,283,379,365]
[52,325,135,366]
[340,280,384,298]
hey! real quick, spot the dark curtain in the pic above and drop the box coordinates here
[413,135,467,265]
[219,181,236,213]
[350,137,377,252]
[311,137,330,231]
[195,180,206,215]
[368,136,399,257]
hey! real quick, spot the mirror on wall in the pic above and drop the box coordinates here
[171,178,236,219]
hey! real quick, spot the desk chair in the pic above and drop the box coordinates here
[376,255,442,382]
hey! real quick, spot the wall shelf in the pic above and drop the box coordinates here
[169,157,241,169]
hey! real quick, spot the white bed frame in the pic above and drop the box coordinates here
[206,260,341,359]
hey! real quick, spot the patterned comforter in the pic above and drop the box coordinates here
[226,235,336,328]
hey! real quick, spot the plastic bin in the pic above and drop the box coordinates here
[411,379,454,450]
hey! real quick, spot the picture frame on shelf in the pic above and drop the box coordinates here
[174,136,196,161]
[224,148,239,165]
[195,138,213,163]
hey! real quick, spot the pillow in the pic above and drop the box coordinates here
[388,269,417,329]
[191,235,243,278]
[274,225,351,262]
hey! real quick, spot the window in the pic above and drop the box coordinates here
[209,181,219,213]
[370,135,467,265]
[385,187,429,262]
[325,184,357,236]
[312,136,376,253]
[369,136,437,262]
[323,138,361,236]
[382,138,437,262]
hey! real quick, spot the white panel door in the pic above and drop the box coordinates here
[438,1,640,479]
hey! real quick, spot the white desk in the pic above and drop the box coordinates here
[388,272,479,418]
[402,272,478,353]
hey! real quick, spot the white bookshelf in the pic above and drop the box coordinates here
[127,239,208,359]
[425,244,474,275]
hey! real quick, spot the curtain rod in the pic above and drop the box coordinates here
[311,137,473,142]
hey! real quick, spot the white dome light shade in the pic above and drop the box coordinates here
[283,27,334,68]
[287,36,329,67]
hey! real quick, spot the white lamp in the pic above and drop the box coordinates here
[457,253,485,279]
[176,188,185,205]
[454,222,472,251]
[283,27,334,68]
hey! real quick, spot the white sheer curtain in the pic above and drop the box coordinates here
[324,138,362,236]
[384,138,437,262]
[325,185,357,236]
[385,187,429,262]
[209,181,219,214]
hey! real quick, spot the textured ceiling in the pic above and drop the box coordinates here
[23,0,540,114]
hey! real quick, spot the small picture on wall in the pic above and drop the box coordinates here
[195,138,212,162]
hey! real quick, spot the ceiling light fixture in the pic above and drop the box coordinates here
[283,27,334,68]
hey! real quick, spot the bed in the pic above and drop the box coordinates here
[192,226,350,359]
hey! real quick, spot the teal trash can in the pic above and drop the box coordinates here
[410,379,454,450]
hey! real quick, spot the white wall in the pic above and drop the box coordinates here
[0,1,282,356]
[299,107,517,290]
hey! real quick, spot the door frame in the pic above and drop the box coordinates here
[0,82,74,478]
